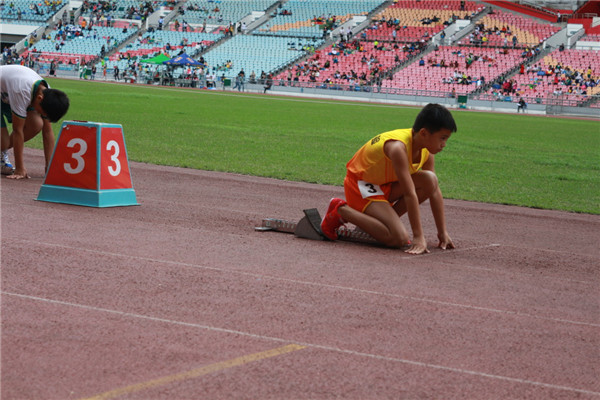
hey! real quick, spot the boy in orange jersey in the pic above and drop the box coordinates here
[321,103,457,255]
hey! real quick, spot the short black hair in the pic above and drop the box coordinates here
[40,88,69,123]
[412,103,457,134]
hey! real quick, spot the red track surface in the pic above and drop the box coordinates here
[2,149,599,399]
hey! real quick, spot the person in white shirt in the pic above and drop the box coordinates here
[1,65,69,179]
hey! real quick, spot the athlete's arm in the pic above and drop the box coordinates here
[6,114,28,179]
[384,140,427,254]
[423,155,454,250]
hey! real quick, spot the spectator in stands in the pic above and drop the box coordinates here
[0,65,69,179]
[79,63,88,79]
[320,103,457,255]
[502,79,513,94]
[49,59,57,76]
[517,97,527,112]
[233,69,245,91]
[263,73,273,93]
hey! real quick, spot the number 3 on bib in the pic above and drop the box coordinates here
[358,180,384,199]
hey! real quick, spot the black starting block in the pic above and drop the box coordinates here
[295,208,325,240]
[256,208,379,245]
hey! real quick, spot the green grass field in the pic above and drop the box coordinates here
[32,78,600,214]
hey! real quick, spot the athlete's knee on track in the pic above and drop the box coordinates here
[418,170,439,200]
[382,224,410,248]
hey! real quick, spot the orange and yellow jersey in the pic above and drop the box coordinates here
[346,128,430,185]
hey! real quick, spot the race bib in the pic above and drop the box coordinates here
[358,180,384,198]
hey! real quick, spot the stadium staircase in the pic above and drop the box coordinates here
[243,1,287,35]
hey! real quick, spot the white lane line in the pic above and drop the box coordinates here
[394,243,501,260]
[4,291,599,397]
[5,239,599,328]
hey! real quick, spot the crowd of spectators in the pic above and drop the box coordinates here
[279,36,426,89]
[2,45,37,66]
[2,0,598,108]
[491,61,598,101]
[465,21,520,47]
[81,0,162,23]
[526,62,596,94]
[45,21,111,53]
[0,0,63,20]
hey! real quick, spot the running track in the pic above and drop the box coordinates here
[2,148,599,399]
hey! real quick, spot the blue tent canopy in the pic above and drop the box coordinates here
[163,53,203,66]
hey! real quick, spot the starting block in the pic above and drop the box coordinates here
[256,208,379,245]
[37,120,139,207]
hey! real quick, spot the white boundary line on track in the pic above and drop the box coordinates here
[3,291,599,397]
[8,239,600,328]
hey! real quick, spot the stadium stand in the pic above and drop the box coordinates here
[383,45,526,96]
[100,29,222,73]
[582,34,600,41]
[179,0,276,27]
[201,34,322,81]
[484,48,600,106]
[459,9,561,47]
[24,25,136,64]
[256,0,385,38]
[273,39,415,88]
[0,0,63,22]
[366,0,485,42]
[79,0,161,22]
[2,0,598,114]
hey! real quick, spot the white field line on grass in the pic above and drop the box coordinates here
[3,290,600,397]
[141,82,424,109]
[8,239,599,328]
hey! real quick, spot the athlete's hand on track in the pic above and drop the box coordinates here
[6,169,29,180]
[405,236,429,255]
[437,232,455,250]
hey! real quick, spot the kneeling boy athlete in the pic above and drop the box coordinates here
[321,103,457,255]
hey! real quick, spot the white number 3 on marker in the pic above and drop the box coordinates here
[64,138,87,174]
[106,140,121,177]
